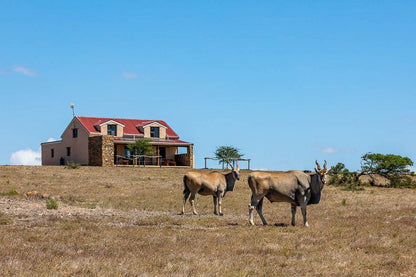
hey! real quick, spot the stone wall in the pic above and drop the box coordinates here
[188,145,194,168]
[175,154,187,166]
[174,145,194,167]
[88,135,114,166]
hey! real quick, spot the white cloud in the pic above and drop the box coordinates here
[47,137,58,142]
[13,66,36,76]
[10,148,41,165]
[122,72,138,79]
[322,147,338,154]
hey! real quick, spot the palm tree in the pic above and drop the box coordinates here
[214,146,243,169]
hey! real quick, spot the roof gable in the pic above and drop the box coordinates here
[98,120,125,127]
[142,121,167,129]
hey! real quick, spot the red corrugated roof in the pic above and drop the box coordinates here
[76,116,180,138]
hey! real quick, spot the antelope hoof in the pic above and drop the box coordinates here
[214,211,218,215]
[193,211,198,215]
[249,221,255,226]
[219,212,224,216]
[304,222,309,227]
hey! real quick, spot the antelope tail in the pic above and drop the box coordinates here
[183,175,190,195]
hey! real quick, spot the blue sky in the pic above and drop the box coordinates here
[1,1,415,171]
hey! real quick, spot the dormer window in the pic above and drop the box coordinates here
[107,124,117,136]
[142,122,167,139]
[150,127,160,138]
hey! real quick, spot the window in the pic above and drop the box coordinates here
[107,124,117,136]
[66,147,71,156]
[51,149,54,158]
[72,128,78,138]
[124,146,131,157]
[150,127,160,138]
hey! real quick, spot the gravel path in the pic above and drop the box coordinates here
[0,197,246,230]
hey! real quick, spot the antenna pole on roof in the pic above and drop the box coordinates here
[70,103,75,117]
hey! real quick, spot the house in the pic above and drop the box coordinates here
[41,116,194,167]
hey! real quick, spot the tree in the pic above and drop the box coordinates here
[128,139,153,166]
[330,162,350,174]
[361,153,413,176]
[214,146,243,169]
[361,152,414,187]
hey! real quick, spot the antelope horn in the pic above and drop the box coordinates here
[323,160,327,170]
[315,160,321,170]
[225,159,234,170]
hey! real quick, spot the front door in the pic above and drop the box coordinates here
[159,147,166,159]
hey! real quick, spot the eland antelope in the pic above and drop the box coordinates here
[248,161,328,227]
[181,160,240,216]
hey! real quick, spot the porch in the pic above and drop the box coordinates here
[114,143,193,167]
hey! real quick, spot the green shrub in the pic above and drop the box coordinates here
[389,175,416,188]
[65,161,81,169]
[8,189,19,195]
[328,172,364,191]
[342,181,365,191]
[0,213,12,225]
[46,199,58,210]
[0,189,19,196]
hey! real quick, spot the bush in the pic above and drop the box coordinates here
[46,199,58,210]
[328,172,364,191]
[389,175,416,188]
[330,171,416,189]
[65,161,81,169]
[0,213,12,225]
[0,189,19,196]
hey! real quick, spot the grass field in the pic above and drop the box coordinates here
[1,166,415,276]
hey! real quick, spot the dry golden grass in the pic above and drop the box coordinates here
[1,165,416,276]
